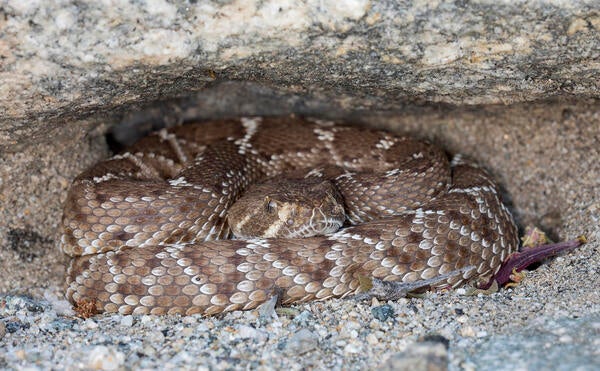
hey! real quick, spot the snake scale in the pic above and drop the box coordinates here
[61,117,519,316]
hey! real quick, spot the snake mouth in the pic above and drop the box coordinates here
[285,206,345,238]
[286,218,344,238]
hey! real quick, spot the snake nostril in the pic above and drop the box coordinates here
[264,197,277,214]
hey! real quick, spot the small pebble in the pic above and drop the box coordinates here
[380,341,448,371]
[5,318,29,333]
[235,324,268,343]
[120,315,134,327]
[420,334,450,348]
[142,345,157,357]
[182,316,198,325]
[83,318,98,330]
[196,323,210,333]
[147,330,165,343]
[366,333,379,345]
[371,304,395,321]
[459,325,476,337]
[343,342,361,354]
[456,315,469,323]
[86,346,125,371]
[181,327,194,337]
[14,349,26,360]
[140,315,154,325]
[559,335,573,343]
[293,310,315,326]
[286,328,318,355]
[476,330,488,338]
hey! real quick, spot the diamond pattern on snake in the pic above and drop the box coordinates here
[61,117,518,316]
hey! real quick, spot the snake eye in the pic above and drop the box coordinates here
[264,197,277,214]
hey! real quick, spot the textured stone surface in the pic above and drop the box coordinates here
[457,315,600,370]
[2,1,599,126]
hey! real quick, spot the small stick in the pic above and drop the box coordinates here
[480,235,587,290]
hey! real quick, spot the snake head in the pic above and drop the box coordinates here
[227,178,346,239]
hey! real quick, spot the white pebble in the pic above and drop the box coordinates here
[559,335,573,343]
[120,315,133,327]
[83,318,98,329]
[86,346,125,371]
[140,315,154,325]
[456,315,469,324]
[344,342,361,354]
[182,316,198,325]
[366,333,379,345]
[235,324,268,343]
[286,328,318,355]
[459,325,476,337]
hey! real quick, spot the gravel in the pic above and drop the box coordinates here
[1,273,598,370]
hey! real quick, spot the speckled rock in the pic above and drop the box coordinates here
[2,1,600,134]
[372,304,395,322]
[86,345,125,371]
[380,341,448,371]
[285,328,319,356]
[456,315,600,370]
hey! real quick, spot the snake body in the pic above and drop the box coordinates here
[61,117,518,315]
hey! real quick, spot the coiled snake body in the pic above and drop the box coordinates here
[61,117,518,315]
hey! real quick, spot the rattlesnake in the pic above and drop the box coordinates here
[61,117,518,316]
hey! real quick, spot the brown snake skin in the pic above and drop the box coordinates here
[61,117,519,316]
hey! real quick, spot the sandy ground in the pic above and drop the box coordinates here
[1,96,599,369]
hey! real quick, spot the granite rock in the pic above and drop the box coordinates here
[2,1,599,125]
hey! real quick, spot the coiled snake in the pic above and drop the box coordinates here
[61,117,518,315]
